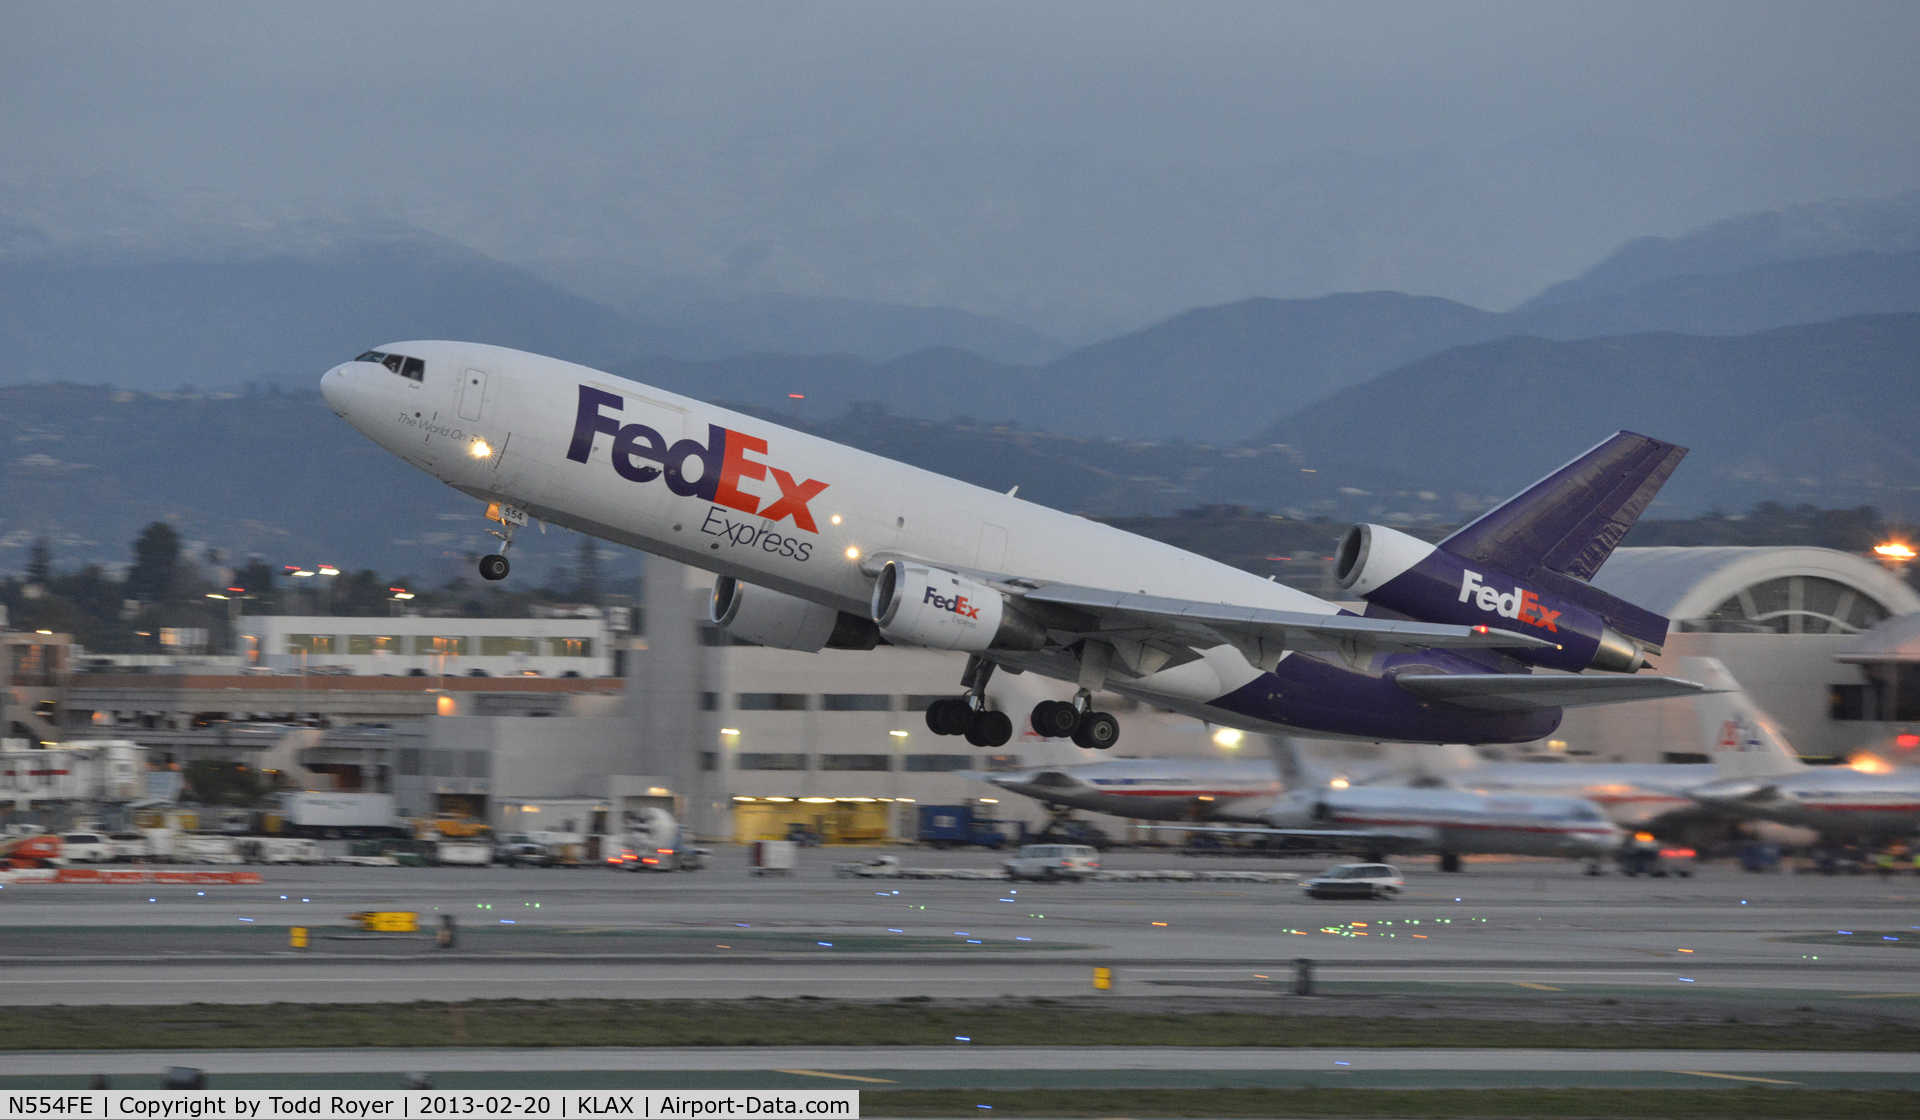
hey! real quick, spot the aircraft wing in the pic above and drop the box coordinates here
[1394,673,1711,712]
[1015,582,1559,671]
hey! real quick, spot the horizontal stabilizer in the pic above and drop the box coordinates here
[1395,672,1712,712]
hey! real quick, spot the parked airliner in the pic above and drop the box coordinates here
[322,342,1705,750]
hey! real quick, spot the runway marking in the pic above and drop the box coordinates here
[775,1070,896,1083]
[1511,982,1562,991]
[1673,1071,1800,1085]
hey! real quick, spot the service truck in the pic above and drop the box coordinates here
[280,792,402,838]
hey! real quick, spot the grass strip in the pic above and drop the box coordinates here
[862,1087,1920,1118]
[3,999,1919,1051]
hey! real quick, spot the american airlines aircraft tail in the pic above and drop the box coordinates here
[1681,657,1807,781]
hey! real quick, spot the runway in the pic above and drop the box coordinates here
[3,1046,1917,1092]
[3,847,1917,1006]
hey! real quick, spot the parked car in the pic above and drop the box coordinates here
[1302,863,1404,900]
[1003,843,1101,881]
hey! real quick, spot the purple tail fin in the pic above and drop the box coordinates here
[1440,432,1686,647]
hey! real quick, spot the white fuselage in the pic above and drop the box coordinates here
[321,342,1332,731]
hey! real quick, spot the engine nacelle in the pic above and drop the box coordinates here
[710,577,878,652]
[1334,523,1649,674]
[869,561,1046,653]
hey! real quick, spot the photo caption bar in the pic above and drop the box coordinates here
[1,1092,858,1120]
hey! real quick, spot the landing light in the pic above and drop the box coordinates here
[889,730,909,738]
[1849,753,1894,774]
[845,546,861,560]
[1874,542,1916,561]
[1328,777,1350,790]
[470,440,493,459]
[1213,728,1243,748]
[831,514,843,525]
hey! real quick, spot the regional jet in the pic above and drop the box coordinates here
[322,343,1706,749]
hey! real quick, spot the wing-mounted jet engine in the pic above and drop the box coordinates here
[1334,432,1687,675]
[710,576,878,652]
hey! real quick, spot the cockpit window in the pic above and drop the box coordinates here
[353,350,424,382]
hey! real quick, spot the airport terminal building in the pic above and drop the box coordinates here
[8,545,1920,841]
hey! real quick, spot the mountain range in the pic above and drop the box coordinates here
[3,190,1920,576]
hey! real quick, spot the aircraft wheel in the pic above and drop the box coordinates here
[1030,700,1078,738]
[966,710,1014,748]
[478,554,510,581]
[1070,711,1120,750]
[927,697,973,736]
[1439,852,1462,873]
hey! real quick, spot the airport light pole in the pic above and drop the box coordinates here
[205,588,254,657]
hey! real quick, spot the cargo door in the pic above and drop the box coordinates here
[458,368,488,421]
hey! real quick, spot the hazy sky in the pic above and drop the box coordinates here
[5,1,1918,336]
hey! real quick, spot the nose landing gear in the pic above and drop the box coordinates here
[479,502,528,581]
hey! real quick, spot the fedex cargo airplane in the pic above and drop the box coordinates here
[321,342,1706,750]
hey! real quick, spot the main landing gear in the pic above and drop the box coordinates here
[1031,696,1120,750]
[925,656,1016,748]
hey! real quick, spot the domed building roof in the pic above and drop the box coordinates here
[1589,547,1920,636]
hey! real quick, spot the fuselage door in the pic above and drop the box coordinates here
[459,369,489,421]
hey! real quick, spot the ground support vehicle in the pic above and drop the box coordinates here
[1301,863,1405,900]
[280,792,402,838]
[1004,843,1101,881]
[917,805,1014,849]
[750,839,797,876]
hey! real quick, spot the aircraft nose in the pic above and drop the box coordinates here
[321,364,357,416]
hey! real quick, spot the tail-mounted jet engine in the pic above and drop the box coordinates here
[1335,523,1649,674]
[870,561,1047,652]
[710,577,878,652]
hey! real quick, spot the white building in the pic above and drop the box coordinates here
[239,614,613,678]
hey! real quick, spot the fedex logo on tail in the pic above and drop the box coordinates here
[1458,570,1561,632]
[566,387,828,532]
[925,586,983,620]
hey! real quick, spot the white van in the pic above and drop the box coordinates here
[1004,843,1101,881]
[59,832,116,863]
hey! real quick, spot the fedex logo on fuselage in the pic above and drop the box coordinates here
[925,586,982,620]
[1458,569,1560,632]
[566,386,827,532]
